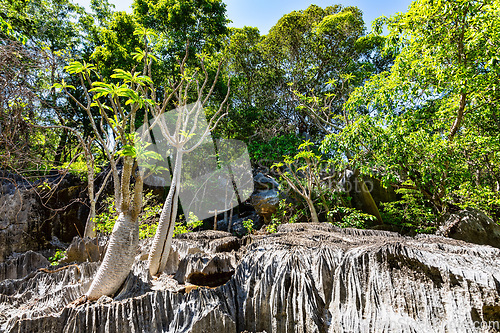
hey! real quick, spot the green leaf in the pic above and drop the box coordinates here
[117,145,136,158]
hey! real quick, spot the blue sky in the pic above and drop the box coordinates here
[75,0,414,34]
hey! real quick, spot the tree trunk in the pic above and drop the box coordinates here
[228,207,234,233]
[148,151,183,276]
[85,211,138,299]
[305,198,320,223]
[83,146,96,238]
[54,129,67,164]
[354,172,383,225]
[84,200,97,238]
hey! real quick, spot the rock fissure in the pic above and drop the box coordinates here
[1,224,500,332]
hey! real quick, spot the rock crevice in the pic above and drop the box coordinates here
[1,223,500,332]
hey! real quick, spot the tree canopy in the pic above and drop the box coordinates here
[345,0,500,219]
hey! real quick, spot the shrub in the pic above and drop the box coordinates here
[328,206,376,229]
[380,180,437,234]
[243,219,254,234]
[49,249,67,266]
[267,199,303,233]
[174,212,203,236]
[248,134,302,165]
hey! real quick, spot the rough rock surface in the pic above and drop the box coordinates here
[175,230,240,253]
[217,212,262,236]
[174,252,238,286]
[136,231,239,276]
[250,173,280,223]
[0,177,88,262]
[0,190,42,262]
[0,251,49,282]
[2,224,500,332]
[60,236,106,264]
[437,207,500,249]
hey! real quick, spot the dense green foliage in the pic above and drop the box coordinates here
[344,0,500,223]
[49,249,67,266]
[1,0,499,236]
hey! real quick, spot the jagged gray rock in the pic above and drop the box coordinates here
[174,252,238,286]
[0,180,89,263]
[175,230,240,254]
[60,237,106,264]
[0,191,41,262]
[140,231,240,275]
[250,173,280,223]
[437,207,500,248]
[2,224,500,332]
[0,251,49,282]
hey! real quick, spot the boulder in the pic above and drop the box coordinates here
[174,252,238,287]
[59,237,106,264]
[253,173,279,191]
[250,173,280,223]
[437,207,500,248]
[0,190,41,262]
[217,212,262,236]
[0,251,49,282]
[2,224,500,332]
[0,177,88,262]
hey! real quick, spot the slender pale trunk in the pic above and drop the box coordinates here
[83,145,97,238]
[305,197,320,223]
[223,211,227,231]
[227,207,234,233]
[148,150,183,276]
[85,211,139,299]
[354,171,383,225]
[84,200,97,238]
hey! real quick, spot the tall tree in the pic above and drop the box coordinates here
[89,11,143,78]
[220,5,391,146]
[261,4,367,137]
[58,27,164,298]
[261,5,390,223]
[219,27,273,141]
[59,25,230,298]
[0,0,102,166]
[346,0,500,217]
[146,58,231,277]
[132,0,229,85]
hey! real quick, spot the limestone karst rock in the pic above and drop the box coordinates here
[0,189,42,262]
[0,251,49,282]
[59,237,107,264]
[0,177,88,262]
[1,224,500,332]
[174,252,238,286]
[437,207,500,249]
